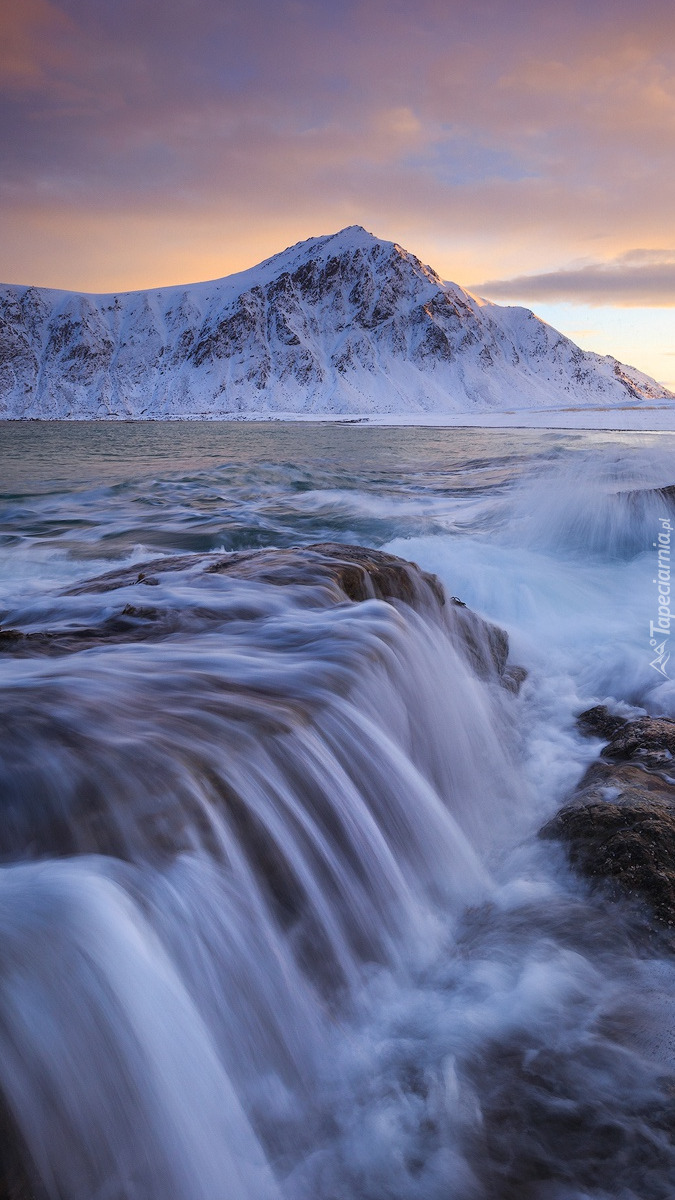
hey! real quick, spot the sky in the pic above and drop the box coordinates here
[0,0,673,387]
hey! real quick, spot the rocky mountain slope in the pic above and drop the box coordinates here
[0,226,671,419]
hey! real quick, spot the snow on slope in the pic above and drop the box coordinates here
[0,226,671,419]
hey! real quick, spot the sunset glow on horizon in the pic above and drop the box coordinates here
[1,0,673,385]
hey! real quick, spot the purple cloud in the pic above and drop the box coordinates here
[474,250,675,307]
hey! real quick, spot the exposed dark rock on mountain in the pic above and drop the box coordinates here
[1,227,671,418]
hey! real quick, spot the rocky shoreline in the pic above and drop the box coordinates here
[543,708,675,932]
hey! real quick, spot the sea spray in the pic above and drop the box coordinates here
[2,426,675,1198]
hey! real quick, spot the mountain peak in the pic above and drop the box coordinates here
[0,227,671,419]
[330,224,373,239]
[256,224,391,275]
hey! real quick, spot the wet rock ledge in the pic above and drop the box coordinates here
[0,543,525,873]
[0,541,520,688]
[542,708,675,929]
[0,544,524,1199]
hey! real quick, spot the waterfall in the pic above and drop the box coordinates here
[0,547,517,1199]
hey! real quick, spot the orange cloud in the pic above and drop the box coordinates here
[0,0,673,304]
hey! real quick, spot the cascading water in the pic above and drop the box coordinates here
[2,423,675,1199]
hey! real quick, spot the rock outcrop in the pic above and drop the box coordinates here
[542,708,675,929]
[0,541,524,1198]
[0,543,521,868]
[0,542,515,683]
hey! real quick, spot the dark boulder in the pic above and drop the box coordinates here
[602,716,675,770]
[542,799,675,929]
[542,712,675,929]
[576,705,629,740]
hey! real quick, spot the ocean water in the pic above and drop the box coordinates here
[1,420,675,1199]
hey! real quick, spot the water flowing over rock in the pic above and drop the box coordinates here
[5,431,675,1200]
[0,542,509,678]
[0,544,521,1198]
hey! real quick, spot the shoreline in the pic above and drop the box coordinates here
[3,404,674,432]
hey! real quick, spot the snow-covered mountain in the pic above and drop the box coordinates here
[0,226,671,419]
